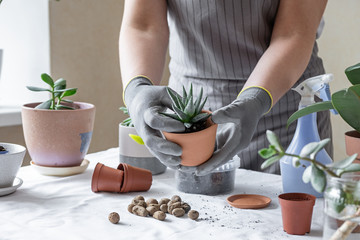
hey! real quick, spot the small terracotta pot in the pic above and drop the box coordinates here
[91,163,124,193]
[345,130,360,164]
[278,193,316,235]
[118,163,152,193]
[162,111,218,167]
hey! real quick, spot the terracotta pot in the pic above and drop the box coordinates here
[345,130,360,163]
[91,163,124,193]
[22,102,95,167]
[117,163,152,193]
[162,112,218,167]
[119,124,166,175]
[278,192,316,235]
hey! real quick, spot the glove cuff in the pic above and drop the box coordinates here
[123,75,153,107]
[237,86,273,115]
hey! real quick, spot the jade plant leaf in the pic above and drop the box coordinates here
[41,73,54,87]
[258,146,277,159]
[35,99,52,109]
[345,62,360,85]
[287,101,334,127]
[332,85,360,133]
[129,134,144,145]
[265,130,284,152]
[26,86,50,92]
[311,163,326,193]
[261,155,282,169]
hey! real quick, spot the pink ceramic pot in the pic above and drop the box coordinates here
[22,102,95,167]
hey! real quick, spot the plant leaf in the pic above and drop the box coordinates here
[302,165,312,183]
[60,88,77,98]
[35,99,52,109]
[167,87,181,109]
[184,96,195,116]
[194,87,203,115]
[287,101,334,127]
[182,86,187,100]
[292,157,301,168]
[61,99,73,103]
[184,122,193,128]
[119,106,129,115]
[191,112,210,123]
[128,134,144,145]
[258,146,277,159]
[261,155,282,170]
[300,139,330,158]
[332,85,360,132]
[173,105,189,122]
[41,73,54,87]
[327,154,357,169]
[310,163,327,193]
[54,78,66,88]
[197,96,208,113]
[345,62,360,85]
[337,163,360,177]
[55,104,75,110]
[26,86,50,92]
[160,112,182,122]
[265,130,284,152]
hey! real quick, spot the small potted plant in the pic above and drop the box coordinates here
[119,107,166,175]
[22,73,95,168]
[161,84,218,167]
[259,130,360,239]
[287,62,360,163]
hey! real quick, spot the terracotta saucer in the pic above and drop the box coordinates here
[227,194,271,209]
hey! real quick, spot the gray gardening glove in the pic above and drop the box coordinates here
[124,76,185,168]
[195,87,272,176]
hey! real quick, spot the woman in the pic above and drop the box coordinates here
[119,0,332,175]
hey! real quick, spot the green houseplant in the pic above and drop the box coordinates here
[259,130,360,239]
[161,84,217,167]
[287,63,360,162]
[119,106,166,175]
[22,73,95,169]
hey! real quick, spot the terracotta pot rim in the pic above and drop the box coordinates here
[345,130,360,138]
[22,102,95,111]
[91,163,104,192]
[163,122,217,136]
[278,192,316,202]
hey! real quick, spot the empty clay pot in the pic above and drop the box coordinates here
[91,163,124,193]
[162,111,217,167]
[278,192,316,235]
[117,163,152,193]
[345,130,360,164]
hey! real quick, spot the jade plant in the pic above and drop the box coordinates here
[27,73,77,110]
[161,84,211,133]
[287,63,360,133]
[259,130,360,239]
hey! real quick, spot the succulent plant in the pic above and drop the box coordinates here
[161,84,211,133]
[26,73,77,110]
[119,106,134,127]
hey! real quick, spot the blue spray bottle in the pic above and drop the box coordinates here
[280,74,334,198]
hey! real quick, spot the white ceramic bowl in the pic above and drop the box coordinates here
[0,143,26,188]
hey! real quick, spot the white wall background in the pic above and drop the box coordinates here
[0,0,50,106]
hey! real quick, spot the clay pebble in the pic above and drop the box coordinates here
[108,212,120,224]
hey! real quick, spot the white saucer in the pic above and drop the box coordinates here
[0,177,23,197]
[30,159,90,176]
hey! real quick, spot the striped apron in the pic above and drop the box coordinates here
[166,0,332,174]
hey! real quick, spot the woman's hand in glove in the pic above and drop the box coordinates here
[195,87,273,176]
[124,76,185,168]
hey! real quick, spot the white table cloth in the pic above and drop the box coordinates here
[0,148,324,240]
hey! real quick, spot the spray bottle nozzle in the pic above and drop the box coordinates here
[292,74,337,114]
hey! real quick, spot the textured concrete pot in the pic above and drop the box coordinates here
[22,102,95,167]
[0,143,26,188]
[162,112,217,167]
[119,124,166,175]
[345,130,360,164]
[91,163,124,193]
[278,193,316,235]
[118,163,152,193]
